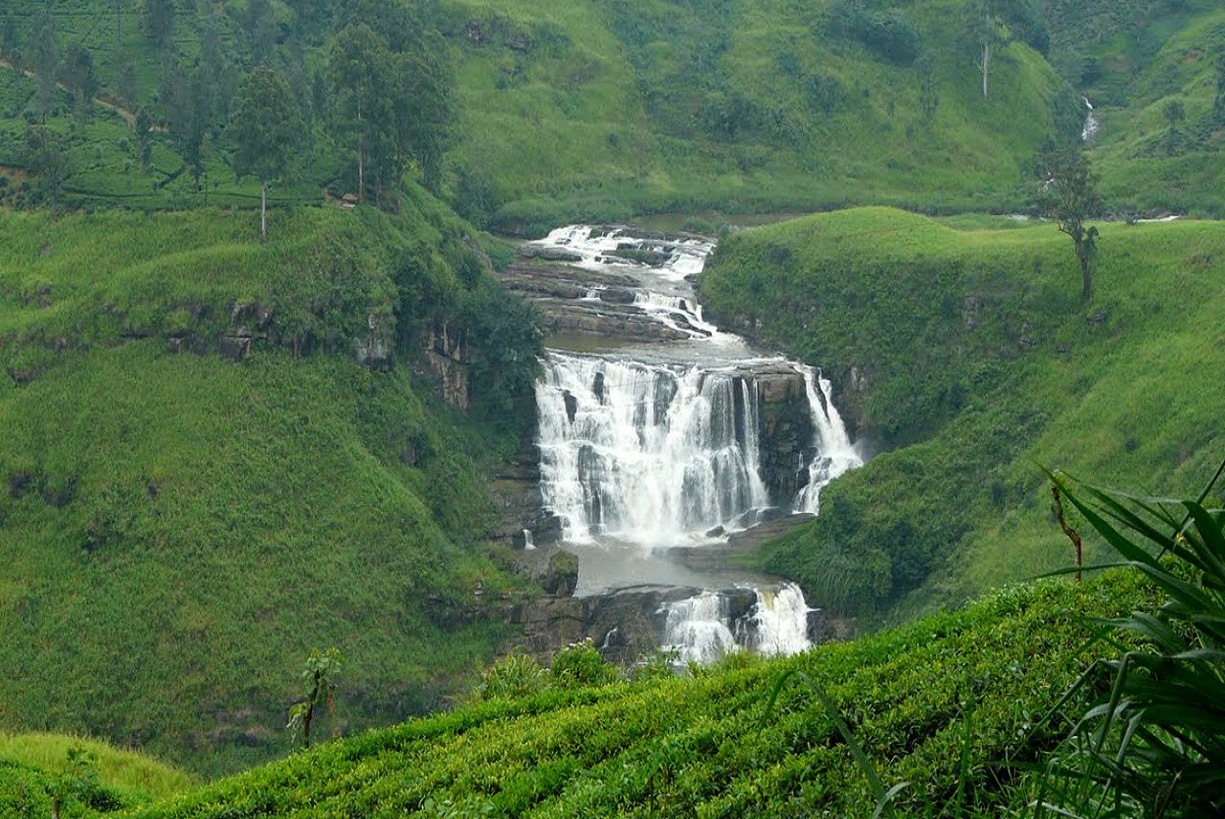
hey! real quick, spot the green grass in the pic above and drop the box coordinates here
[107,570,1152,818]
[700,208,1225,623]
[0,203,541,777]
[0,0,1075,230]
[0,732,194,803]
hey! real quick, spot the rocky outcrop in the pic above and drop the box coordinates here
[424,321,470,410]
[493,262,699,344]
[746,364,815,506]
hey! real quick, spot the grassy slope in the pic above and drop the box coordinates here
[0,732,195,807]
[0,0,1071,228]
[116,571,1151,818]
[700,208,1225,622]
[0,203,536,776]
[442,0,1070,231]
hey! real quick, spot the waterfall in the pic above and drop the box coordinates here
[661,592,738,665]
[632,292,718,338]
[1082,97,1099,142]
[536,353,769,546]
[794,365,863,514]
[748,584,813,656]
[661,583,813,663]
[525,225,865,664]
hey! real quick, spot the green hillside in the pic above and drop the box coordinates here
[1044,0,1225,216]
[0,199,542,776]
[103,571,1150,818]
[442,0,1070,231]
[700,208,1225,623]
[0,0,1074,230]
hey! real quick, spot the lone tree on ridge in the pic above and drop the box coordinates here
[1036,144,1103,302]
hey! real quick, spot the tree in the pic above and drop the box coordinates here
[915,52,939,125]
[246,0,279,66]
[1215,49,1225,126]
[24,125,70,218]
[143,0,175,51]
[134,107,153,173]
[61,42,100,115]
[30,10,58,120]
[1,11,18,56]
[1035,145,1103,302]
[287,647,342,749]
[229,66,304,241]
[329,23,392,204]
[161,59,213,190]
[1163,97,1185,155]
[328,17,455,206]
[964,0,1016,98]
[117,49,138,105]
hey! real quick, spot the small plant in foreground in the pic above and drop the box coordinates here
[287,646,343,749]
[550,638,619,689]
[470,651,547,702]
[1031,464,1225,818]
[48,746,102,819]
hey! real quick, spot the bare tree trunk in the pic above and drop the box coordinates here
[1080,253,1092,302]
[357,98,365,203]
[260,181,267,243]
[981,40,990,98]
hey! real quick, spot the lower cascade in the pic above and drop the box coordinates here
[521,225,864,664]
[660,583,816,664]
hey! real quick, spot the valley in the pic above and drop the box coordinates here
[0,0,1222,815]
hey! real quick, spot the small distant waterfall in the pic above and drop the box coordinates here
[1082,97,1099,142]
[536,353,769,545]
[794,366,863,514]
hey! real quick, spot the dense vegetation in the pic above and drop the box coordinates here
[700,209,1225,624]
[0,199,542,775]
[3,0,1222,231]
[79,572,1152,818]
[1,0,1222,810]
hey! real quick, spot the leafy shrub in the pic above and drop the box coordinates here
[1034,467,1225,817]
[550,639,620,689]
[471,652,548,702]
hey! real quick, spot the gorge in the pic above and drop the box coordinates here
[501,226,863,664]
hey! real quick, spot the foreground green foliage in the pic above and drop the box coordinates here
[0,203,540,775]
[0,732,194,815]
[1031,469,1225,817]
[118,572,1150,818]
[700,208,1225,623]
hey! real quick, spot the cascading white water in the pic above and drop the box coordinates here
[536,353,769,546]
[529,225,864,663]
[1082,97,1099,142]
[794,365,863,514]
[662,592,738,665]
[748,583,813,656]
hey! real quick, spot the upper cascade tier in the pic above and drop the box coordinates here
[536,354,770,547]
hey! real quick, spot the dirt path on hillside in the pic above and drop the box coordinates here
[0,53,141,127]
